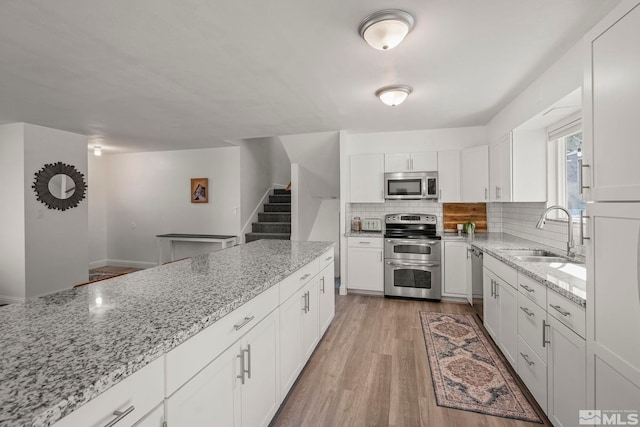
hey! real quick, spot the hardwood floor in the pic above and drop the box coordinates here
[272,293,550,427]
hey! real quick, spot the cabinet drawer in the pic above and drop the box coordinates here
[279,259,319,304]
[484,254,517,288]
[166,285,278,396]
[319,248,335,270]
[517,273,547,309]
[517,336,548,414]
[348,237,383,249]
[517,292,547,363]
[54,357,164,427]
[547,291,586,338]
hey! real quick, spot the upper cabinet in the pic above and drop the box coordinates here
[384,152,437,173]
[350,153,384,203]
[461,145,489,203]
[489,134,513,202]
[437,151,461,202]
[584,1,640,202]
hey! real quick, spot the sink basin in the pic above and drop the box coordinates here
[502,249,559,257]
[513,255,571,263]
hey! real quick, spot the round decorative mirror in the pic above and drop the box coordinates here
[32,162,87,211]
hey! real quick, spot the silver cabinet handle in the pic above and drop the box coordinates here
[519,284,534,293]
[359,241,371,245]
[580,211,591,245]
[550,304,571,316]
[302,293,307,312]
[520,352,535,366]
[300,273,311,280]
[495,186,499,199]
[321,276,325,294]
[543,319,551,348]
[325,256,333,261]
[407,158,411,171]
[380,251,382,263]
[484,187,488,200]
[103,406,135,427]
[494,281,499,298]
[236,349,245,384]
[439,189,442,199]
[520,306,534,317]
[386,261,440,268]
[490,279,494,297]
[245,344,251,379]
[580,161,590,192]
[234,315,255,331]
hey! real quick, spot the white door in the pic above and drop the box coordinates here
[384,153,411,172]
[166,345,238,427]
[133,404,164,427]
[350,154,384,202]
[547,316,586,427]
[443,241,467,296]
[318,264,335,337]
[497,280,518,368]
[279,290,303,398]
[483,268,499,341]
[437,150,461,202]
[240,310,279,427]
[584,2,640,202]
[302,278,320,362]
[411,151,438,171]
[347,247,384,292]
[587,202,640,408]
[461,145,489,202]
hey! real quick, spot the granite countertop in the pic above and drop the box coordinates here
[344,231,384,238]
[0,240,334,427]
[468,233,586,307]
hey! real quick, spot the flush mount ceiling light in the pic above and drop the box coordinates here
[375,85,412,106]
[93,145,102,156]
[359,9,415,50]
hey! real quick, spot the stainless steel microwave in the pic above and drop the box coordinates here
[384,171,438,200]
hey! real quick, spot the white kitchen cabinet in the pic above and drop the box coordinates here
[489,134,512,202]
[133,404,164,427]
[465,247,472,305]
[350,154,384,203]
[461,145,489,202]
[347,238,384,293]
[584,1,640,202]
[443,241,467,297]
[279,285,305,398]
[483,268,499,341]
[302,278,320,362]
[384,151,437,172]
[496,278,518,369]
[318,263,335,337]
[547,316,586,427]
[437,150,461,202]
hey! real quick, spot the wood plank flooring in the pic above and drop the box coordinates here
[272,293,550,427]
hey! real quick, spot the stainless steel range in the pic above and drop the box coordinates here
[384,213,442,300]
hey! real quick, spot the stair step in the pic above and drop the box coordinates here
[268,195,291,204]
[252,222,291,233]
[258,212,291,223]
[273,188,290,195]
[245,232,291,243]
[264,203,291,212]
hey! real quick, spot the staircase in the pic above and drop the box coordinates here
[245,189,291,243]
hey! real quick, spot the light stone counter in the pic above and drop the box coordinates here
[0,240,334,427]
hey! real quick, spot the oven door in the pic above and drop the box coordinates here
[384,260,441,300]
[384,239,441,262]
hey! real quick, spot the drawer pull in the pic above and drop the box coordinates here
[550,304,571,316]
[237,349,246,384]
[543,319,551,348]
[520,352,535,366]
[519,306,534,317]
[234,315,255,330]
[359,241,371,244]
[103,406,135,427]
[520,284,534,293]
[325,256,333,261]
[300,273,311,281]
[321,276,325,294]
[244,344,252,379]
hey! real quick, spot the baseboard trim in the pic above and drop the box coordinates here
[0,294,25,305]
[105,259,156,269]
[89,259,109,269]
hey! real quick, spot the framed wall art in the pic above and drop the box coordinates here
[190,178,208,203]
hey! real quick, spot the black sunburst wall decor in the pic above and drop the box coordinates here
[32,161,87,211]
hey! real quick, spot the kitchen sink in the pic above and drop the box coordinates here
[502,249,559,257]
[513,255,571,263]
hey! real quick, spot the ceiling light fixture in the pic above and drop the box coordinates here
[93,145,102,156]
[376,85,412,106]
[358,9,415,50]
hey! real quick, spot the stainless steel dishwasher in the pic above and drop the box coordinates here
[470,247,484,320]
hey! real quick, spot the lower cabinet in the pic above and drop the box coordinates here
[442,241,468,297]
[318,263,335,337]
[483,268,499,341]
[133,404,164,427]
[347,237,383,292]
[496,278,518,369]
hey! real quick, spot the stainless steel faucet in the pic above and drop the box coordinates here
[536,205,575,257]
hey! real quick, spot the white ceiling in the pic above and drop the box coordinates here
[0,0,619,153]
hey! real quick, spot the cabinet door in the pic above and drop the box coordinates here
[443,241,467,296]
[483,269,499,341]
[585,3,640,201]
[350,154,384,203]
[497,280,518,369]
[347,247,384,292]
[166,345,238,427]
[279,290,304,398]
[411,151,438,171]
[489,135,512,202]
[437,151,461,202]
[511,129,546,202]
[384,153,411,172]
[318,264,335,337]
[588,202,640,408]
[461,145,489,202]
[133,404,164,427]
[547,317,586,426]
[465,249,472,305]
[302,278,320,362]
[240,310,279,427]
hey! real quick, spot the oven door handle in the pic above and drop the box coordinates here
[386,240,438,246]
[386,261,440,268]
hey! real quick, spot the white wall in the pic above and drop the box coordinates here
[290,163,322,241]
[104,147,241,267]
[88,154,107,268]
[308,198,340,277]
[23,124,89,298]
[0,124,26,302]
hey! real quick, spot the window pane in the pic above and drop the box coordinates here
[565,132,585,215]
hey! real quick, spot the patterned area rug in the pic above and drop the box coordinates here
[419,312,542,423]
